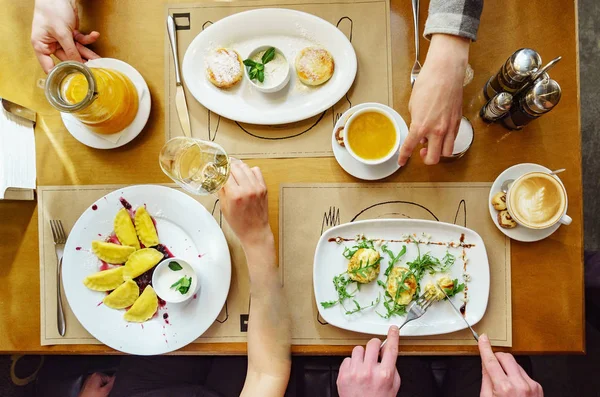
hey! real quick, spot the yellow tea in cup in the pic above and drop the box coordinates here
[346,111,397,161]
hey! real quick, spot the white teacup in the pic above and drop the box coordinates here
[343,107,400,165]
[506,171,572,230]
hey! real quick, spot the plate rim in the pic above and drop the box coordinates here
[61,184,231,354]
[181,7,358,125]
[313,218,490,336]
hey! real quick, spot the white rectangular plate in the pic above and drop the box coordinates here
[314,219,490,336]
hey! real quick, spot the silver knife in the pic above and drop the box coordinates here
[167,15,192,138]
[437,283,479,341]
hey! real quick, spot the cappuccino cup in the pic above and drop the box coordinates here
[506,172,572,229]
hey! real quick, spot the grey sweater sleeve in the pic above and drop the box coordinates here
[423,0,484,41]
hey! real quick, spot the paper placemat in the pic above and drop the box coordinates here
[38,184,264,346]
[165,0,393,158]
[280,183,512,347]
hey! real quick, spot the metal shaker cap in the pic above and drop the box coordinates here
[505,48,542,82]
[525,78,561,114]
[494,92,513,111]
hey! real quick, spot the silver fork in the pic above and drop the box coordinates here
[410,0,422,87]
[380,293,434,350]
[50,220,67,336]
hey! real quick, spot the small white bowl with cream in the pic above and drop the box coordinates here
[343,107,401,165]
[152,258,199,304]
[244,46,290,93]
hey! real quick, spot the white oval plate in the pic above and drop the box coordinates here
[61,58,151,149]
[314,219,490,336]
[62,185,231,355]
[489,163,562,242]
[182,8,357,125]
[332,103,407,180]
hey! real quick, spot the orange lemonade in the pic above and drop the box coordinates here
[60,68,138,135]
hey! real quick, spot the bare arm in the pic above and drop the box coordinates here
[218,161,291,397]
[241,236,291,397]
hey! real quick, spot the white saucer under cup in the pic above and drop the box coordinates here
[60,58,151,149]
[332,103,408,181]
[489,163,564,242]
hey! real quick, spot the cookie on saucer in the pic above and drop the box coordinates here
[498,210,517,229]
[491,192,507,211]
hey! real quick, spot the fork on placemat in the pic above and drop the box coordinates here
[410,0,422,87]
[380,293,435,350]
[50,220,67,336]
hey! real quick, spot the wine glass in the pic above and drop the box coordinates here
[159,137,230,195]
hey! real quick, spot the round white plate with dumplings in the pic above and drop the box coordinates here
[62,185,231,355]
[489,163,561,242]
[181,8,357,125]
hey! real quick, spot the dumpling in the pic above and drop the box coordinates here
[92,241,136,264]
[386,267,417,305]
[123,286,158,323]
[134,207,159,247]
[114,208,140,249]
[347,248,381,283]
[83,266,125,291]
[103,279,139,309]
[123,248,163,280]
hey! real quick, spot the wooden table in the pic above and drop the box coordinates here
[0,0,583,355]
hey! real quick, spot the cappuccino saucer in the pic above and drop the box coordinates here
[489,163,561,242]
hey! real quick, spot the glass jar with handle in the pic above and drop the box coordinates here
[45,61,138,135]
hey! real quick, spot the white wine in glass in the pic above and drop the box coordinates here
[159,137,230,195]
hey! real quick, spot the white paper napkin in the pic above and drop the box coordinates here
[0,99,36,199]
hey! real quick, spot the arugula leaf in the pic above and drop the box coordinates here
[320,271,380,316]
[320,300,338,308]
[381,244,407,276]
[168,262,183,271]
[407,251,442,281]
[344,294,380,315]
[319,273,356,310]
[348,257,382,279]
[261,47,276,64]
[443,279,465,298]
[343,239,375,259]
[440,251,456,272]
